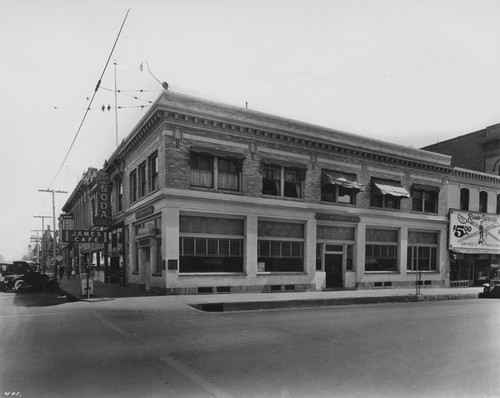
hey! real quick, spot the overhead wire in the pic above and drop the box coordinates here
[48,8,130,189]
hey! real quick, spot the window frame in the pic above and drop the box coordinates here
[190,152,241,192]
[129,170,138,203]
[138,161,147,199]
[412,186,439,214]
[460,188,470,211]
[148,152,159,193]
[262,163,304,199]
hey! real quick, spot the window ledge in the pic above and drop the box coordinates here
[262,194,305,202]
[407,270,439,274]
[364,271,400,274]
[179,273,247,277]
[190,186,243,195]
[257,272,306,276]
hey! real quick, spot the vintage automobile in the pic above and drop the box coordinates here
[479,264,500,298]
[0,261,59,293]
[480,280,500,298]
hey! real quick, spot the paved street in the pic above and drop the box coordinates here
[0,292,499,398]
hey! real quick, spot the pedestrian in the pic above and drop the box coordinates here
[59,264,65,280]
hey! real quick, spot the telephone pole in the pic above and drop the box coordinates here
[33,216,51,273]
[38,189,67,280]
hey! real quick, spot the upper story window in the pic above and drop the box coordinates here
[321,170,364,205]
[460,188,469,211]
[479,191,488,213]
[148,152,158,192]
[138,162,147,198]
[262,159,306,199]
[370,178,409,210]
[190,147,244,192]
[497,194,500,215]
[129,170,137,203]
[116,177,123,212]
[412,184,439,214]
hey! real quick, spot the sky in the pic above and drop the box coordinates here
[2,0,500,261]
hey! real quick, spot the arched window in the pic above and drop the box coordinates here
[479,191,488,213]
[496,194,500,215]
[460,188,469,211]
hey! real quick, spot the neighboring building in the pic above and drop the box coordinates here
[98,91,455,294]
[424,126,500,287]
[423,123,500,174]
[60,168,107,279]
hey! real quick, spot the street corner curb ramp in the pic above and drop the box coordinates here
[190,292,481,312]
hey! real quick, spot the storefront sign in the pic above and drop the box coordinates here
[61,230,109,243]
[136,206,154,220]
[94,172,112,227]
[315,213,361,223]
[449,209,500,253]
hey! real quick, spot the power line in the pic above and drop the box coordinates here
[48,8,130,189]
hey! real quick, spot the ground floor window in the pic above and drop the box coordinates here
[179,215,245,273]
[258,240,304,272]
[407,231,438,271]
[365,228,398,272]
[179,237,243,273]
[258,221,304,272]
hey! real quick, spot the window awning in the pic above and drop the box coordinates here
[372,179,410,198]
[190,146,246,159]
[261,158,308,169]
[322,171,365,191]
[412,183,440,192]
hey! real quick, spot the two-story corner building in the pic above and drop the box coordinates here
[60,167,108,279]
[100,91,454,295]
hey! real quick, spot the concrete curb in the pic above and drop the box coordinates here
[191,293,481,312]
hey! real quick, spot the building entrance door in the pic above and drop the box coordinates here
[325,253,343,288]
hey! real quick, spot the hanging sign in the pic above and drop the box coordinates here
[94,171,112,227]
[449,209,500,254]
[61,230,109,243]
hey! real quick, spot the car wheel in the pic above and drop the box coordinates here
[14,280,26,292]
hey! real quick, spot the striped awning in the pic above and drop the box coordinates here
[322,171,365,191]
[372,179,410,198]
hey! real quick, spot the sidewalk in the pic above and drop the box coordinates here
[58,276,485,311]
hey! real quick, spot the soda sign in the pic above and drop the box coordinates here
[94,172,111,227]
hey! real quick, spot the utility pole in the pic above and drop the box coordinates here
[38,189,67,280]
[30,229,44,263]
[114,59,119,147]
[33,216,51,273]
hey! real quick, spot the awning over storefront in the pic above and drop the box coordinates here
[451,248,500,255]
[372,179,410,198]
[190,146,246,159]
[322,171,365,191]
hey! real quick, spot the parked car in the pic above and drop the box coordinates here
[480,280,500,298]
[0,261,59,293]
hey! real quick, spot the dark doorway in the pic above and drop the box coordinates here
[325,253,343,288]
